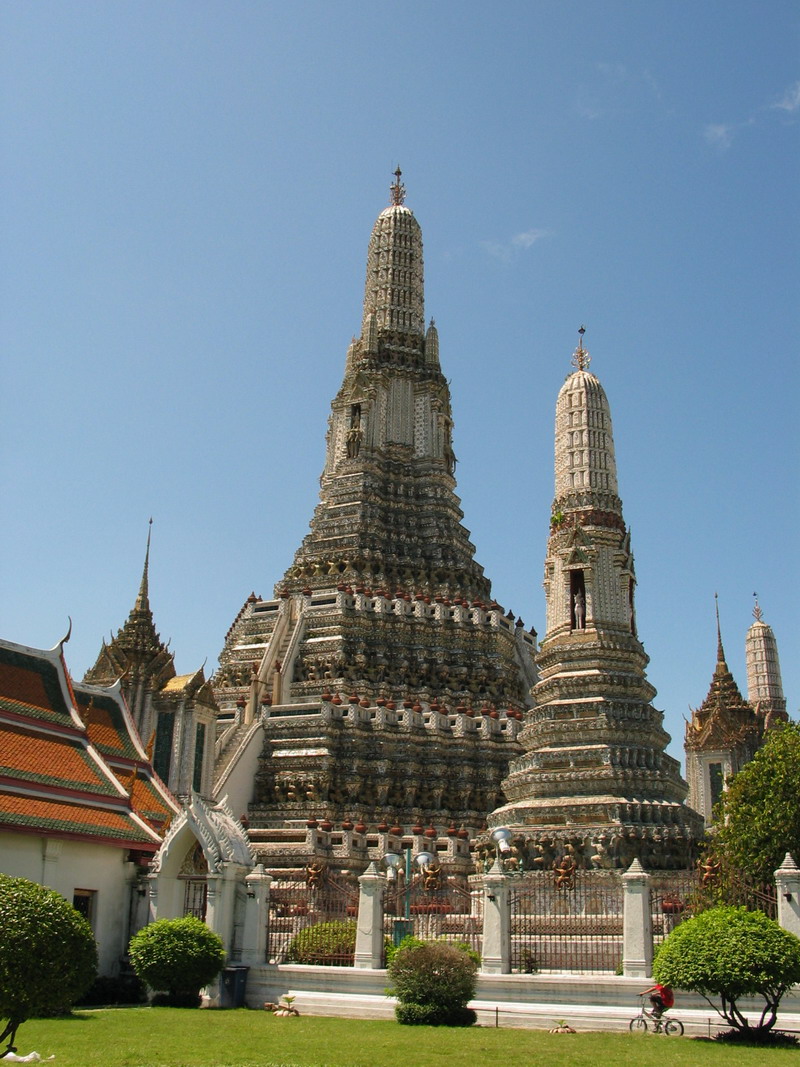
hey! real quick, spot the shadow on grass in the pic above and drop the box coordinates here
[31,1012,98,1025]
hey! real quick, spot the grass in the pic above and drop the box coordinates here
[12,1008,798,1067]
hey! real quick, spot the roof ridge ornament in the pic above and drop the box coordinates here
[390,165,406,206]
[571,325,590,371]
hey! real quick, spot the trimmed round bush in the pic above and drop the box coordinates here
[384,933,425,966]
[653,905,800,1037]
[285,920,356,964]
[128,917,225,1006]
[0,875,97,1051]
[388,941,478,1026]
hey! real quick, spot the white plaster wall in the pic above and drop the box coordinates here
[213,721,263,817]
[0,831,135,975]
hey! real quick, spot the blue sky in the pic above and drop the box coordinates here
[1,1,797,768]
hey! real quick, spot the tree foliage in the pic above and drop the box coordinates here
[653,905,800,1036]
[711,722,800,885]
[385,934,480,967]
[285,920,356,965]
[387,941,478,1026]
[128,917,225,1005]
[0,875,97,1052]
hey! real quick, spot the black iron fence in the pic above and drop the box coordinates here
[262,857,781,973]
[509,869,624,974]
[267,873,358,965]
[383,875,483,957]
[650,869,701,949]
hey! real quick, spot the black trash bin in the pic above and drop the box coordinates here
[220,965,249,1008]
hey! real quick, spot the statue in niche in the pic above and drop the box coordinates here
[573,590,586,629]
[346,403,364,458]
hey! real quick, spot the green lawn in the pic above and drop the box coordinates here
[12,1009,798,1067]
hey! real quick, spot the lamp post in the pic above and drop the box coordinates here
[384,847,438,945]
[490,826,512,870]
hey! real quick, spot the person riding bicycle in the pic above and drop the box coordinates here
[639,983,674,1020]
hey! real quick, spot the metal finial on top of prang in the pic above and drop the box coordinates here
[753,592,763,622]
[390,166,406,206]
[571,325,590,370]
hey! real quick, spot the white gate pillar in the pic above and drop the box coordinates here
[622,859,652,978]
[775,853,800,940]
[354,861,385,969]
[241,864,272,966]
[480,859,511,974]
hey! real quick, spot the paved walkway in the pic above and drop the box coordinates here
[289,989,800,1037]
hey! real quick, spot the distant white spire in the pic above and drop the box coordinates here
[745,597,787,723]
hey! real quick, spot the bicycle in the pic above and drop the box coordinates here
[629,998,684,1036]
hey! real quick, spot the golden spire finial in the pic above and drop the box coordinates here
[753,592,763,622]
[136,518,153,611]
[715,592,725,663]
[571,325,590,371]
[390,166,406,206]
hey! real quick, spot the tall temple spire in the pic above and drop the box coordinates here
[715,592,725,664]
[745,595,787,727]
[212,179,536,847]
[491,330,702,870]
[685,605,759,824]
[136,518,153,612]
[275,171,489,602]
[84,521,175,730]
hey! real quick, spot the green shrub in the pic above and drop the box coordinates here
[385,935,479,968]
[0,875,97,1052]
[384,934,425,966]
[285,920,356,964]
[653,905,800,1037]
[128,917,225,1006]
[395,1002,447,1026]
[388,941,478,1026]
[395,1001,478,1027]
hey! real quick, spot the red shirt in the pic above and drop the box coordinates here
[654,984,674,1008]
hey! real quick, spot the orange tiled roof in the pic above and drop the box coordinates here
[0,646,73,725]
[0,722,119,796]
[74,690,140,760]
[1,637,174,849]
[0,791,158,846]
[130,773,175,826]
